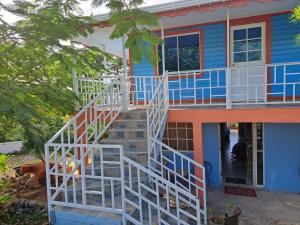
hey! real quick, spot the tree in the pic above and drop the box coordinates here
[291,5,300,45]
[92,0,162,65]
[0,0,113,159]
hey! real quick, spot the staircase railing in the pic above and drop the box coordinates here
[122,156,202,225]
[45,83,123,217]
[147,72,169,165]
[147,72,207,224]
[45,144,124,214]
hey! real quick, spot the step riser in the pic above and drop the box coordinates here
[100,141,148,152]
[108,130,147,139]
[119,112,147,120]
[113,121,147,129]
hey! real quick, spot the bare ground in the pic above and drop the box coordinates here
[207,186,300,225]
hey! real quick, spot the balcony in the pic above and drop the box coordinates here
[74,61,300,110]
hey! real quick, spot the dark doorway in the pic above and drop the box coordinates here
[220,123,253,185]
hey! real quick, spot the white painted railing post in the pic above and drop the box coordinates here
[121,36,129,111]
[226,8,232,109]
[226,68,232,109]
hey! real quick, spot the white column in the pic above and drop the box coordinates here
[161,21,166,75]
[121,36,129,111]
[226,8,232,109]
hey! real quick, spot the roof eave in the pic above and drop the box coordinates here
[93,0,226,21]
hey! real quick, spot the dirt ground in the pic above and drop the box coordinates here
[207,186,300,225]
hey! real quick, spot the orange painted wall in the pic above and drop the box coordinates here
[167,107,300,165]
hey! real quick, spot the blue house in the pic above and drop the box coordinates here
[46,1,300,225]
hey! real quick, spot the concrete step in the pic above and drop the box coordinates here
[108,128,147,139]
[113,119,147,129]
[118,110,147,120]
[100,138,147,152]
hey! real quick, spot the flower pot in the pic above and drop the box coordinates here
[225,207,241,225]
[209,217,225,225]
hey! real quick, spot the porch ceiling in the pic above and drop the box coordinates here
[158,0,298,29]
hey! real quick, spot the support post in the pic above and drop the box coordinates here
[226,8,232,109]
[161,21,166,76]
[121,36,129,111]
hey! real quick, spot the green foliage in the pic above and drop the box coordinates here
[0,1,115,159]
[0,193,11,205]
[291,5,300,45]
[0,180,9,191]
[92,0,162,65]
[0,154,12,174]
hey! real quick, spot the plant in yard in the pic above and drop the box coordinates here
[92,0,162,65]
[0,193,11,205]
[0,0,119,160]
[0,154,12,174]
[208,207,225,225]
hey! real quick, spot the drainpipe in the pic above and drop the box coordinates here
[121,36,129,111]
[226,8,232,109]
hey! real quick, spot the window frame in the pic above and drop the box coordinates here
[156,29,203,76]
[230,22,266,67]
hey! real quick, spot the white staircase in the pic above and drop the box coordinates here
[45,73,207,225]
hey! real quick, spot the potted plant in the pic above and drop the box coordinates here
[208,200,241,225]
[208,208,225,225]
[223,200,241,225]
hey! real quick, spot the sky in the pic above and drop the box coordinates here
[0,0,175,23]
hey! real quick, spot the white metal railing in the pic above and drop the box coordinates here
[47,83,121,146]
[150,138,207,223]
[46,83,122,218]
[75,76,122,107]
[74,62,300,109]
[168,68,227,107]
[122,156,202,225]
[230,62,300,105]
[45,144,124,214]
[129,76,162,107]
[146,72,207,224]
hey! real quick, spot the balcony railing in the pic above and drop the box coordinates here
[74,61,300,109]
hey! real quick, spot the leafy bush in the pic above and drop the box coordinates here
[0,154,11,174]
[0,193,11,205]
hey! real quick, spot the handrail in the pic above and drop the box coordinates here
[123,156,202,225]
[47,83,121,145]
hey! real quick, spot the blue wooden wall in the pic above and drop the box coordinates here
[202,123,221,186]
[270,13,300,97]
[264,123,300,193]
[131,12,300,101]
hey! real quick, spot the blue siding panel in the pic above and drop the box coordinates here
[203,23,226,69]
[271,14,300,63]
[264,123,300,193]
[270,13,300,97]
[202,123,221,186]
[132,23,226,102]
[132,13,300,100]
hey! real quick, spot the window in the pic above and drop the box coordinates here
[163,123,194,151]
[232,26,263,64]
[158,33,200,75]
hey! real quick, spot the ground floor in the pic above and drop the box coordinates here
[166,108,300,193]
[207,186,300,225]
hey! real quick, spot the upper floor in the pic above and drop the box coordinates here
[77,0,300,109]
